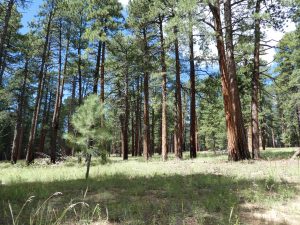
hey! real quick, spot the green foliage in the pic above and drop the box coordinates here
[64,95,112,161]
[198,75,227,150]
[273,30,300,146]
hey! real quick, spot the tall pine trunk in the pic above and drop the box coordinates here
[143,28,150,160]
[251,0,261,159]
[122,68,129,160]
[93,41,102,94]
[100,42,106,104]
[174,26,183,159]
[189,24,197,159]
[209,0,250,161]
[26,11,54,164]
[131,102,135,156]
[151,107,155,156]
[0,0,14,86]
[135,77,141,157]
[77,18,83,105]
[67,75,77,156]
[11,60,28,164]
[38,70,51,154]
[50,27,70,163]
[159,15,168,161]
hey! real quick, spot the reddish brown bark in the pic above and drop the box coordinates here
[189,25,197,159]
[135,77,141,157]
[251,0,261,159]
[158,15,168,161]
[142,28,150,160]
[174,26,183,159]
[209,0,250,161]
[151,107,155,156]
[131,104,135,156]
[122,68,129,160]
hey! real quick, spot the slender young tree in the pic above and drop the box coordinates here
[189,18,197,159]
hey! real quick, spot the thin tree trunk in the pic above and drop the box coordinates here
[189,24,197,159]
[142,28,150,160]
[174,26,183,159]
[0,33,11,86]
[50,27,70,164]
[38,45,52,154]
[100,42,106,103]
[261,121,266,150]
[78,47,82,105]
[158,15,168,161]
[297,106,300,146]
[67,74,77,156]
[26,10,54,165]
[248,126,252,151]
[151,107,155,156]
[11,60,28,164]
[17,126,24,159]
[85,154,92,179]
[77,19,83,105]
[93,41,102,94]
[271,127,276,148]
[131,102,135,156]
[123,68,129,160]
[38,71,51,154]
[251,0,261,159]
[135,77,140,157]
[0,0,14,86]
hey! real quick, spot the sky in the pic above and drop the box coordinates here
[20,0,295,63]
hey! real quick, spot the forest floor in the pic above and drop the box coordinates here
[1,148,300,225]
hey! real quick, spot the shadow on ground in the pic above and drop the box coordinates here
[260,149,295,160]
[0,171,297,225]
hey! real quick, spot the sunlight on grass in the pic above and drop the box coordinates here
[1,148,300,224]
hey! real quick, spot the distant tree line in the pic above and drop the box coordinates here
[0,0,299,164]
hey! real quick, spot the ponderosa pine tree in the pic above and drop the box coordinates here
[26,1,56,164]
[128,0,154,160]
[50,14,71,163]
[208,0,250,160]
[64,95,112,178]
[149,0,169,161]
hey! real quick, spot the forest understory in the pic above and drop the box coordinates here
[1,148,300,225]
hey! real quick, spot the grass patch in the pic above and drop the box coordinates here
[0,148,300,224]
